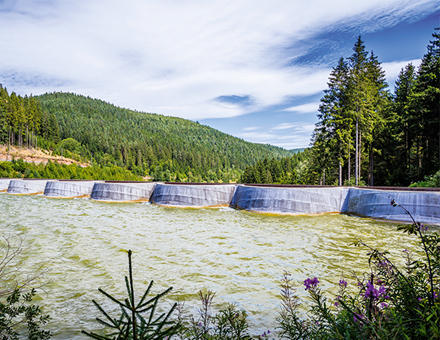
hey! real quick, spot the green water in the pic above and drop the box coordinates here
[0,193,423,339]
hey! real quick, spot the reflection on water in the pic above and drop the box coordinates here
[0,194,422,339]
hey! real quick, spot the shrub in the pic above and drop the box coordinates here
[277,198,440,339]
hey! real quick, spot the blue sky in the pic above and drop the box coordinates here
[0,0,439,149]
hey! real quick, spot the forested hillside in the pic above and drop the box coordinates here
[241,149,311,184]
[35,93,295,182]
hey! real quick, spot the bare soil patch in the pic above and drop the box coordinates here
[0,145,90,167]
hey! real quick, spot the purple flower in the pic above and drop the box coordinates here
[339,279,348,287]
[417,297,422,302]
[364,281,387,300]
[334,301,339,306]
[380,302,388,308]
[420,224,428,232]
[304,277,319,290]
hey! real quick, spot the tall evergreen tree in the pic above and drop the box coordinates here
[409,28,440,177]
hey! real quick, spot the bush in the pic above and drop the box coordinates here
[0,235,52,339]
[410,169,440,188]
[277,198,440,339]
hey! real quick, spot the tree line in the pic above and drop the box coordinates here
[310,29,439,187]
[0,86,60,148]
[242,29,439,187]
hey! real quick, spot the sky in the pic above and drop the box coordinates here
[0,0,439,150]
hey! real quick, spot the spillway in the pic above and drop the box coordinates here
[0,178,13,192]
[346,187,440,225]
[231,185,350,214]
[90,181,156,202]
[151,183,237,207]
[7,179,49,195]
[44,180,101,198]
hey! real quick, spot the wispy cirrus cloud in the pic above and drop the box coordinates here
[0,0,438,148]
[0,0,438,120]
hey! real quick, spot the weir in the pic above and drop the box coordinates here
[44,180,101,198]
[0,178,14,192]
[7,179,50,195]
[231,185,350,214]
[90,181,156,201]
[346,187,440,225]
[2,179,439,224]
[151,183,237,207]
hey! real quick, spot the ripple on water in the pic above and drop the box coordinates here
[0,193,421,339]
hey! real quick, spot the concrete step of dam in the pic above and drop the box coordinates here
[151,183,237,207]
[44,180,103,198]
[90,181,157,202]
[3,180,439,224]
[7,179,49,195]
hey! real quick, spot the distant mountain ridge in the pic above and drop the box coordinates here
[38,92,299,182]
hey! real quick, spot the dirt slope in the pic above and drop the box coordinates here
[0,145,90,167]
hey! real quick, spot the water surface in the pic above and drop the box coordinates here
[0,194,422,338]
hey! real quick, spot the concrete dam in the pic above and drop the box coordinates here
[2,179,440,225]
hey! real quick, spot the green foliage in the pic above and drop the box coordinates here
[82,250,179,340]
[0,160,143,181]
[37,92,295,182]
[276,199,440,339]
[241,150,312,184]
[0,235,51,340]
[0,289,52,340]
[176,290,255,340]
[410,169,440,188]
[310,28,440,187]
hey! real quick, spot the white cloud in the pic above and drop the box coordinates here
[382,59,422,90]
[242,126,261,131]
[0,0,437,122]
[283,102,321,114]
[239,123,316,149]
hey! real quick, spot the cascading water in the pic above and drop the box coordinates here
[0,178,13,192]
[7,179,49,194]
[151,183,237,207]
[90,181,157,201]
[44,180,101,198]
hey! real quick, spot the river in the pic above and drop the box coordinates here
[0,193,423,339]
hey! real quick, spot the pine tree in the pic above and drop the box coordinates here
[410,28,440,177]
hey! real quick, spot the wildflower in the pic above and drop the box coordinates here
[339,279,347,288]
[364,281,387,300]
[420,224,428,232]
[334,301,339,306]
[380,302,388,309]
[417,297,422,302]
[304,277,319,290]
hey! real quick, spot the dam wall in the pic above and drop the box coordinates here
[7,179,49,195]
[0,178,14,192]
[345,187,440,225]
[231,185,350,214]
[90,181,156,202]
[44,180,101,198]
[151,183,237,207]
[2,177,439,224]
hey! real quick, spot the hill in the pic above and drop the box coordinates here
[37,92,297,182]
